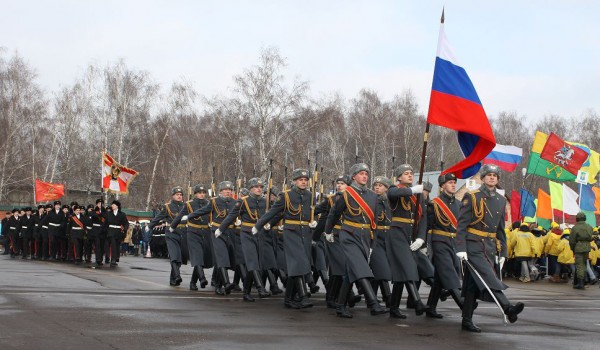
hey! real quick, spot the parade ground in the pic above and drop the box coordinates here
[1,255,598,350]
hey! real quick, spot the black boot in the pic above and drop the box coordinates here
[267,269,283,295]
[190,266,199,291]
[295,276,313,308]
[405,280,420,309]
[449,288,465,310]
[426,283,443,318]
[243,273,255,302]
[211,268,218,287]
[494,291,524,323]
[170,262,182,286]
[347,289,362,308]
[327,276,342,309]
[306,273,319,294]
[335,280,353,318]
[357,278,387,315]
[380,280,391,308]
[220,267,235,294]
[284,278,300,309]
[198,267,208,288]
[461,290,481,332]
[405,281,429,316]
[389,283,406,319]
[253,270,271,298]
[279,269,288,285]
[371,279,380,302]
[319,269,329,287]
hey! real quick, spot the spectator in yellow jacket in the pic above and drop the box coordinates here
[557,229,574,283]
[545,222,563,282]
[510,223,536,282]
[530,226,545,281]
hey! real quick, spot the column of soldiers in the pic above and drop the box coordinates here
[0,199,129,266]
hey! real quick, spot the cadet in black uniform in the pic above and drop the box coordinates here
[69,206,87,264]
[43,201,65,260]
[324,163,387,317]
[90,199,106,266]
[20,207,35,259]
[456,164,525,332]
[147,187,187,285]
[171,185,213,291]
[104,200,129,267]
[6,209,20,257]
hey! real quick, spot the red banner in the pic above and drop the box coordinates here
[35,179,65,203]
[540,132,588,175]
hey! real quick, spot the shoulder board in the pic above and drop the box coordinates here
[282,189,291,194]
[327,193,336,199]
[468,190,480,194]
[241,196,249,200]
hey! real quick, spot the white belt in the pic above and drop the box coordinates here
[42,225,48,229]
[86,226,92,230]
[72,227,83,230]
[21,226,28,229]
[93,224,102,227]
[109,225,121,229]
[9,227,16,230]
[49,223,61,227]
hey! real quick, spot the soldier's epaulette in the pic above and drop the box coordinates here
[468,190,480,194]
[326,193,336,199]
[240,195,249,200]
[281,189,291,194]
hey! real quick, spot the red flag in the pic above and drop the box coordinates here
[35,179,65,202]
[510,190,521,223]
[540,133,588,175]
[102,152,138,194]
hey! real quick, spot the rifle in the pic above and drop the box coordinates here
[266,159,273,211]
[211,166,216,198]
[236,177,242,199]
[283,152,289,191]
[310,150,319,222]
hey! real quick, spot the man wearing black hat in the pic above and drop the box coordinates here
[82,205,95,263]
[1,211,10,254]
[89,198,107,266]
[188,181,237,294]
[69,206,87,264]
[254,169,315,309]
[386,164,430,318]
[146,187,187,284]
[425,173,464,318]
[20,207,35,259]
[456,164,524,332]
[259,185,283,295]
[220,178,271,302]
[104,200,129,267]
[37,204,52,260]
[31,205,45,259]
[324,164,387,317]
[171,185,213,291]
[6,209,21,258]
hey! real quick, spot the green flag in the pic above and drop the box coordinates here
[527,152,576,182]
[548,180,563,210]
[583,210,597,227]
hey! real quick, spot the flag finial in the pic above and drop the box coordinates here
[441,7,445,24]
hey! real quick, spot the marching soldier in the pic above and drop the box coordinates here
[7,209,20,258]
[147,187,188,284]
[43,201,65,260]
[324,163,387,317]
[386,164,429,318]
[254,169,316,309]
[69,206,87,264]
[260,186,283,295]
[171,185,214,291]
[221,178,271,301]
[82,205,95,263]
[456,164,525,332]
[425,173,464,318]
[104,200,129,267]
[187,181,236,295]
[90,199,106,266]
[20,207,35,259]
[369,176,393,308]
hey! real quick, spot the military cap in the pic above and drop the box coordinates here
[70,201,79,207]
[438,173,457,186]
[61,204,70,210]
[217,181,234,192]
[576,212,587,221]
[269,185,280,197]
[37,205,44,210]
[423,181,433,192]
[25,207,32,212]
[45,204,53,209]
[171,186,184,195]
[11,208,18,213]
[373,176,392,188]
[95,198,104,204]
[292,169,310,180]
[479,164,501,179]
[111,200,121,209]
[349,163,370,177]
[246,177,264,189]
[239,188,250,196]
[394,164,414,178]
[87,204,94,210]
[193,184,208,194]
[54,200,61,206]
[79,206,86,211]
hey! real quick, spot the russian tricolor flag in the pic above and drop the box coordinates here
[427,14,496,178]
[483,144,523,172]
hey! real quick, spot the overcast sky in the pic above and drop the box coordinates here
[1,1,598,120]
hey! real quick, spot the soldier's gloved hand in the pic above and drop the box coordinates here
[308,220,318,228]
[410,238,424,251]
[497,256,506,270]
[144,226,150,233]
[168,227,174,233]
[456,252,468,261]
[215,228,222,238]
[181,215,188,221]
[277,225,284,231]
[410,184,424,194]
[264,223,271,231]
[419,247,428,255]
[251,226,259,235]
[324,233,334,243]
[235,219,241,226]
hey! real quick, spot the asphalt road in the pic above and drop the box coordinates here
[1,255,599,350]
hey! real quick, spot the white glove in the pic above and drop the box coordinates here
[264,223,271,231]
[497,256,506,270]
[168,227,174,233]
[410,238,424,251]
[419,247,428,255]
[144,226,150,233]
[182,215,188,221]
[215,228,222,238]
[456,252,468,261]
[235,219,241,226]
[410,184,424,194]
[277,225,284,231]
[308,220,318,228]
[324,233,334,243]
[251,227,259,235]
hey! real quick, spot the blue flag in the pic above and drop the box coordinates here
[580,184,596,212]
[519,188,536,218]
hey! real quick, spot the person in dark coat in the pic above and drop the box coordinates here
[324,163,388,318]
[171,185,214,291]
[456,164,525,332]
[104,200,129,267]
[369,176,393,309]
[260,186,283,295]
[147,187,187,285]
[6,209,20,257]
[69,206,87,264]
[19,207,35,259]
[42,201,66,260]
